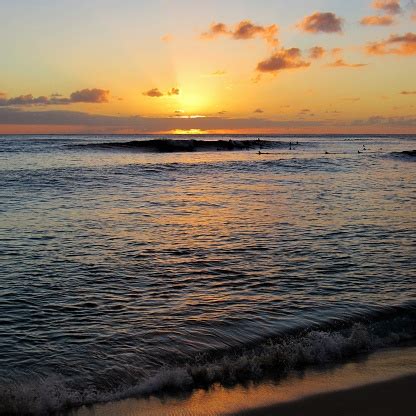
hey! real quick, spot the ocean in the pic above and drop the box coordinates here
[0,134,415,415]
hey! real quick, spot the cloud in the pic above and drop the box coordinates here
[327,59,368,68]
[143,87,180,98]
[372,0,402,15]
[142,88,164,97]
[254,108,264,113]
[167,88,180,96]
[161,34,174,42]
[331,47,343,57]
[353,115,416,126]
[0,107,321,131]
[256,48,310,74]
[297,12,343,34]
[0,94,50,106]
[1,108,415,133]
[212,70,227,76]
[0,89,109,107]
[201,20,279,46]
[70,88,109,103]
[298,108,314,117]
[309,46,326,59]
[360,15,395,25]
[400,90,416,95]
[366,32,416,55]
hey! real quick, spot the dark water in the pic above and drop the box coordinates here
[0,135,415,415]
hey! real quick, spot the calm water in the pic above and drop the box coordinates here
[0,135,415,414]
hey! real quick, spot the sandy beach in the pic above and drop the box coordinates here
[234,375,416,416]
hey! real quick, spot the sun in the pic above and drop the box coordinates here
[170,128,207,135]
[176,90,213,113]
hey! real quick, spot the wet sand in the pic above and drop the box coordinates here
[234,374,416,416]
[72,345,416,416]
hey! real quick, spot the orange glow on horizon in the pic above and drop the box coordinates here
[1,124,415,135]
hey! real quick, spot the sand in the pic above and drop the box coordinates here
[234,374,416,416]
[72,346,416,416]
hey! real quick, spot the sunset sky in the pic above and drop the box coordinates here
[1,0,415,134]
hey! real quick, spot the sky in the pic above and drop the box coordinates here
[0,0,415,134]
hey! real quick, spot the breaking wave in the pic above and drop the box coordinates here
[390,150,416,159]
[75,138,289,153]
[1,304,415,415]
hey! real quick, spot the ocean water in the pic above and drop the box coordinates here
[0,135,415,415]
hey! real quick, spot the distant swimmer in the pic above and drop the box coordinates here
[258,151,262,155]
[325,151,329,155]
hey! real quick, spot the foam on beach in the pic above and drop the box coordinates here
[1,305,415,415]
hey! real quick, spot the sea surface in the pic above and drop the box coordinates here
[0,134,415,415]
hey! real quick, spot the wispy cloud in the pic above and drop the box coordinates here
[297,12,343,34]
[360,15,395,26]
[327,59,368,68]
[212,70,227,76]
[143,87,180,98]
[309,46,326,59]
[161,34,174,42]
[366,32,416,55]
[400,90,416,95]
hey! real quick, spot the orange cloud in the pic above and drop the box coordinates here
[309,46,326,59]
[201,20,279,46]
[327,59,368,68]
[0,89,110,106]
[372,0,401,15]
[256,48,310,74]
[360,15,395,25]
[161,34,173,42]
[143,87,180,98]
[297,12,343,34]
[366,32,416,55]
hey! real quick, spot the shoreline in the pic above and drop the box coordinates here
[72,345,416,416]
[234,374,416,416]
